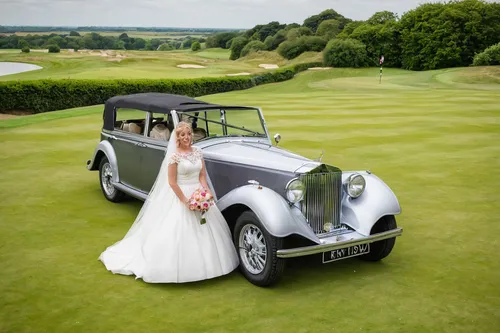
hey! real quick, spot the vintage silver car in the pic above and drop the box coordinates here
[86,93,403,287]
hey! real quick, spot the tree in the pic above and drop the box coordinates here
[268,29,287,50]
[366,11,398,25]
[316,19,342,40]
[286,27,313,41]
[277,36,327,59]
[229,36,249,60]
[240,40,266,57]
[69,31,80,37]
[348,20,402,67]
[303,9,351,32]
[191,41,201,51]
[323,38,370,67]
[473,42,500,66]
[134,38,146,50]
[21,46,30,53]
[47,44,60,53]
[17,39,29,49]
[398,0,500,70]
[158,43,173,51]
[183,38,193,49]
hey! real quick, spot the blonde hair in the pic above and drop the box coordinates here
[175,121,192,147]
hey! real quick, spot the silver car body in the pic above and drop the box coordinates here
[87,93,402,265]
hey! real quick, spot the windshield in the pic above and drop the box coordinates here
[177,108,267,142]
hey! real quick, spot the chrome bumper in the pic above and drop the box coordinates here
[276,228,403,259]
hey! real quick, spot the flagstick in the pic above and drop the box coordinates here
[378,55,384,84]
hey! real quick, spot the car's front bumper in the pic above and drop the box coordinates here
[276,228,403,258]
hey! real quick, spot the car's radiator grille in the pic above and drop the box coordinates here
[299,172,342,235]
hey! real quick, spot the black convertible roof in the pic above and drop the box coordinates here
[104,92,253,114]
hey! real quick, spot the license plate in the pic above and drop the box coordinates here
[322,244,370,263]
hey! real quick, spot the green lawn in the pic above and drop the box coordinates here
[1,66,499,332]
[0,49,311,81]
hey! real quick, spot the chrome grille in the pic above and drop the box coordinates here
[299,172,342,235]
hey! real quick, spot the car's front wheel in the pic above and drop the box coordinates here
[233,211,285,287]
[99,156,125,203]
[359,215,397,262]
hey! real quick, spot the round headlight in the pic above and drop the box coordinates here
[285,178,305,203]
[347,174,366,198]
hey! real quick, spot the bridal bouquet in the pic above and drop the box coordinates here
[187,188,215,224]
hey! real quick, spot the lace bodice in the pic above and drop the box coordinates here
[167,147,203,185]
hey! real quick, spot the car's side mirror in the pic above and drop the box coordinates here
[274,133,281,146]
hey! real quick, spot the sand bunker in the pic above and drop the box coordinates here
[80,50,127,61]
[308,67,333,70]
[226,72,251,76]
[259,64,279,69]
[177,64,207,69]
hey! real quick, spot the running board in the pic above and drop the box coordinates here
[113,182,148,201]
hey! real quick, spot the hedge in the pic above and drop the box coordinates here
[0,62,323,113]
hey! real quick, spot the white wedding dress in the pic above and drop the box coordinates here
[99,142,239,283]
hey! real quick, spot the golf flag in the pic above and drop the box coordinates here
[380,55,385,65]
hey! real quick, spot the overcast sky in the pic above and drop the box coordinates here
[0,0,489,29]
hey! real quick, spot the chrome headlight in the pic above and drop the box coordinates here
[285,178,305,203]
[346,173,366,198]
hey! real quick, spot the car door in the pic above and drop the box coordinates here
[138,112,171,192]
[111,108,147,190]
[139,138,168,192]
[112,133,144,190]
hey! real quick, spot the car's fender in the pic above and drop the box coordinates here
[341,171,401,236]
[217,184,320,244]
[86,140,120,183]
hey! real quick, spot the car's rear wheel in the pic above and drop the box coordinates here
[359,215,397,262]
[99,156,125,203]
[233,211,285,287]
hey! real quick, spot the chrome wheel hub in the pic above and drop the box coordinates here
[101,163,115,197]
[239,224,267,274]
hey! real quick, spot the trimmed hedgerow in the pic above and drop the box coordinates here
[0,62,323,113]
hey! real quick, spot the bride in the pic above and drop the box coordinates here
[99,121,239,283]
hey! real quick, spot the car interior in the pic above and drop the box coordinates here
[114,111,207,142]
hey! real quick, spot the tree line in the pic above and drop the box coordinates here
[218,0,500,70]
[1,0,499,70]
[0,31,206,52]
[0,26,234,33]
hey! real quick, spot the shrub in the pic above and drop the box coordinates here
[472,42,500,66]
[0,62,323,113]
[21,47,30,53]
[229,37,249,60]
[323,38,370,68]
[240,40,266,57]
[277,36,327,60]
[191,41,201,51]
[47,45,60,53]
[158,43,173,51]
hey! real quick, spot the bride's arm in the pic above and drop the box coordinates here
[199,158,213,197]
[168,162,189,204]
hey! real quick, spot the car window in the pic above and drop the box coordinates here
[224,109,266,137]
[114,108,147,136]
[178,109,266,142]
[148,112,172,141]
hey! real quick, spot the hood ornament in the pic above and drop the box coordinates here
[314,150,324,162]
